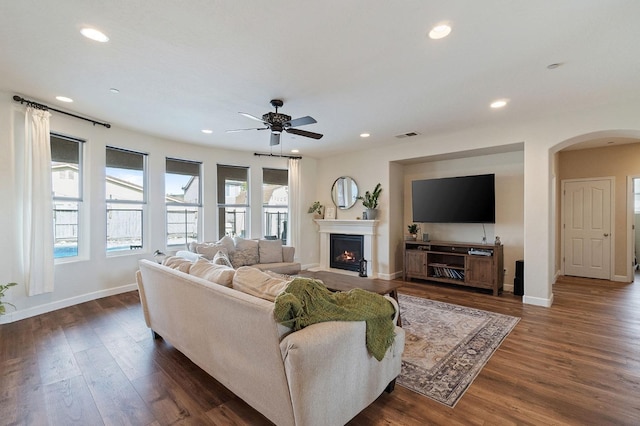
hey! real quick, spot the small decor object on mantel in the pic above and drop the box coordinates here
[307,201,324,219]
[324,206,336,220]
[357,183,382,220]
[407,224,420,240]
[494,236,501,245]
[0,282,18,315]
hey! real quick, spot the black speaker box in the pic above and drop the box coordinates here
[514,260,524,296]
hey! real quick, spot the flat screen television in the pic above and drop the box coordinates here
[411,174,495,223]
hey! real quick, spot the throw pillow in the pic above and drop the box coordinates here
[217,235,236,253]
[190,235,236,258]
[196,245,226,260]
[230,237,259,268]
[162,256,193,273]
[175,250,203,262]
[232,266,291,302]
[189,259,235,287]
[258,239,283,264]
[213,250,233,268]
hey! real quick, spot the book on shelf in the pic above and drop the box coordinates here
[430,265,464,280]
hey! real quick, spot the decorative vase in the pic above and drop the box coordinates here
[411,234,417,241]
[366,208,378,220]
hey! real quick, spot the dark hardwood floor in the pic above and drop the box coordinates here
[1,275,639,425]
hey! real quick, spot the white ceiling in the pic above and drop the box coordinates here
[2,1,639,158]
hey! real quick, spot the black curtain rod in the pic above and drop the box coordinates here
[13,95,111,129]
[254,152,302,160]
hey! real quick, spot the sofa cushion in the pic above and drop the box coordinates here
[162,256,193,273]
[253,262,301,276]
[213,250,233,268]
[232,266,291,302]
[189,259,235,287]
[175,250,203,262]
[231,237,259,268]
[282,246,295,263]
[195,244,224,260]
[191,235,235,260]
[259,239,284,264]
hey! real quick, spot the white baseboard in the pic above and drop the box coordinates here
[376,271,398,281]
[613,274,631,283]
[0,283,138,324]
[523,293,554,307]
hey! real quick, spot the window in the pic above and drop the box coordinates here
[166,158,201,247]
[263,168,288,243]
[635,178,640,213]
[217,165,248,239]
[106,147,146,252]
[51,134,83,259]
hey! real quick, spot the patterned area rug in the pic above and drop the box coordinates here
[397,294,519,407]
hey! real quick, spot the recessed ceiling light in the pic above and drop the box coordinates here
[490,99,508,109]
[291,149,300,153]
[429,24,452,40]
[55,96,73,103]
[109,88,120,94]
[201,129,213,134]
[360,133,370,138]
[80,27,109,43]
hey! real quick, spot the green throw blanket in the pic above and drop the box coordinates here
[274,277,396,361]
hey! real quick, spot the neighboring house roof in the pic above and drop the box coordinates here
[52,164,184,203]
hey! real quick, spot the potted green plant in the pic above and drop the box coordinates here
[0,282,17,315]
[358,183,382,220]
[407,224,420,240]
[307,201,324,219]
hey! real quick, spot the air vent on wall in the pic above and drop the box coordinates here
[395,131,421,139]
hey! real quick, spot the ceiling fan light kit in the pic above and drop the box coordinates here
[228,99,323,146]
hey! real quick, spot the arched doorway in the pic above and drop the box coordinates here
[551,130,640,283]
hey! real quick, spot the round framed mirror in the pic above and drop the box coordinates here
[331,176,359,209]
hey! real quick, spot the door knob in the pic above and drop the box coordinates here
[604,233,609,237]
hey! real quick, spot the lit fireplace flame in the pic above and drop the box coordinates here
[336,250,357,263]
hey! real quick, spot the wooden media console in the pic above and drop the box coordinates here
[403,240,504,296]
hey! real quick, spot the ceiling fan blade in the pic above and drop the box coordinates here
[270,133,281,146]
[286,128,323,139]
[239,112,268,124]
[226,127,269,133]
[285,116,317,127]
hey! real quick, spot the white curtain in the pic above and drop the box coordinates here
[22,107,54,296]
[288,158,301,253]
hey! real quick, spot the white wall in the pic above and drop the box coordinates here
[402,151,525,288]
[0,91,320,323]
[315,98,640,307]
[3,91,640,316]
[314,149,392,278]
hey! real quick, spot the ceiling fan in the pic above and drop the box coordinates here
[227,99,323,146]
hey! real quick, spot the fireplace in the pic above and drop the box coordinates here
[330,233,364,272]
[315,219,377,277]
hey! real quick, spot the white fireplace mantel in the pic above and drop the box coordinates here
[314,219,378,277]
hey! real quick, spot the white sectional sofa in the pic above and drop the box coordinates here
[187,236,301,275]
[136,259,405,426]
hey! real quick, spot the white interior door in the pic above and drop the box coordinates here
[563,179,612,279]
